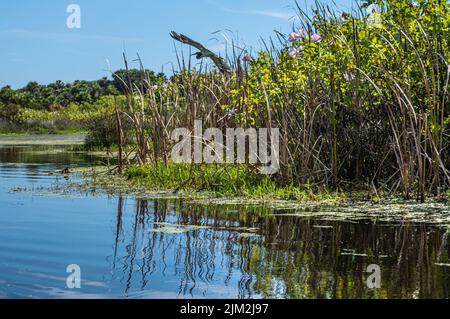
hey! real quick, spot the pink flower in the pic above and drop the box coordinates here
[288,47,299,59]
[242,53,252,62]
[288,29,308,42]
[311,33,322,43]
[288,32,301,42]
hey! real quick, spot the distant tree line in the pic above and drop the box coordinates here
[0,69,166,112]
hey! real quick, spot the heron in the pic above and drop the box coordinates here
[192,52,206,59]
[169,31,231,74]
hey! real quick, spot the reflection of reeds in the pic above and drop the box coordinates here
[109,197,449,299]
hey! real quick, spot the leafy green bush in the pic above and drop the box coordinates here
[83,96,132,149]
[0,102,21,122]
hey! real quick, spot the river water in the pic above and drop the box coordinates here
[0,143,449,299]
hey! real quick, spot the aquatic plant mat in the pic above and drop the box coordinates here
[11,166,450,225]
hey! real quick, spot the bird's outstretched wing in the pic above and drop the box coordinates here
[170,31,230,74]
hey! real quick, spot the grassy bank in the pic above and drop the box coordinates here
[0,134,86,146]
[0,129,87,137]
[124,163,347,203]
[124,163,450,202]
[0,95,128,148]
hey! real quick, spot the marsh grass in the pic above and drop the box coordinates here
[106,1,449,202]
[125,163,345,201]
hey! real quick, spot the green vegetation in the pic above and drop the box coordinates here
[0,129,86,136]
[112,0,449,201]
[125,163,344,201]
[0,69,164,111]
[0,69,164,137]
[1,0,449,202]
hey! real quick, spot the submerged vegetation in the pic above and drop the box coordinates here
[1,0,449,202]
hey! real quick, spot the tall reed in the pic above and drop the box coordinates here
[112,0,449,200]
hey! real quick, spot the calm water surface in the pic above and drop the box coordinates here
[0,144,449,299]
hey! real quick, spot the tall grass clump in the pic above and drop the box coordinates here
[125,163,270,196]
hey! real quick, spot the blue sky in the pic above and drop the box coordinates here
[0,0,356,88]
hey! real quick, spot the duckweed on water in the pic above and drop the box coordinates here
[12,166,450,224]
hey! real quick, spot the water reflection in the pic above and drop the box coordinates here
[110,197,450,299]
[0,144,449,299]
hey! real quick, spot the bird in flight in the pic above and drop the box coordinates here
[169,31,231,74]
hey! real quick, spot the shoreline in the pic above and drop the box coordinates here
[21,165,447,224]
[2,141,448,220]
[0,133,86,145]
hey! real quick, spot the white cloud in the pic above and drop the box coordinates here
[207,1,295,21]
[242,10,294,20]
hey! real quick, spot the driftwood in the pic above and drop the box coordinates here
[169,31,230,74]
